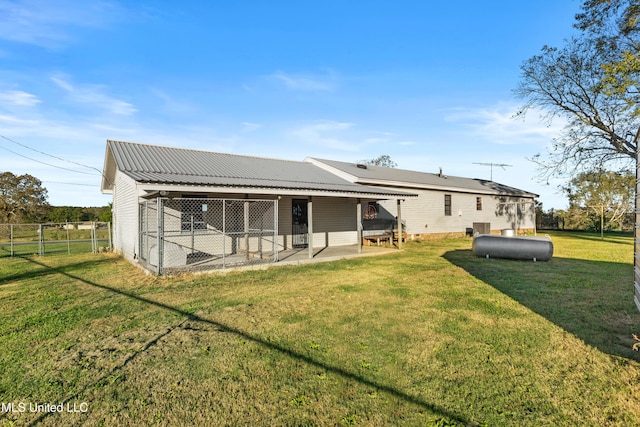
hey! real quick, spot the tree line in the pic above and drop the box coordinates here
[0,171,111,224]
[537,168,634,232]
[537,206,634,232]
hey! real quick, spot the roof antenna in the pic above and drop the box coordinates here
[473,162,512,180]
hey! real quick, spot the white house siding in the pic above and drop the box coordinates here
[277,196,292,250]
[376,188,536,236]
[112,171,138,261]
[311,196,358,248]
[277,196,358,249]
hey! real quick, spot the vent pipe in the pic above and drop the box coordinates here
[439,167,443,177]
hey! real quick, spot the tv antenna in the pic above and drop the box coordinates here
[473,162,513,180]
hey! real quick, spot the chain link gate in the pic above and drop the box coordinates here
[139,198,278,274]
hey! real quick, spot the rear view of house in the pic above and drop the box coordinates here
[101,140,538,274]
[101,140,413,274]
[306,158,538,238]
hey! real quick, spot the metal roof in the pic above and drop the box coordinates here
[306,158,538,198]
[102,140,415,198]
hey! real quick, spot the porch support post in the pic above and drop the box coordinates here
[356,198,362,253]
[308,196,314,259]
[157,197,164,274]
[244,198,250,261]
[397,199,403,250]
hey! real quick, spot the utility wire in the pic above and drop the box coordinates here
[44,181,98,187]
[0,144,97,175]
[0,134,103,176]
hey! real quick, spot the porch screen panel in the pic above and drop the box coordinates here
[143,197,277,274]
[139,200,159,274]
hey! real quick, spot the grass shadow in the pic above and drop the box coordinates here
[443,249,640,362]
[544,231,633,245]
[28,318,190,426]
[0,256,116,286]
[21,256,471,426]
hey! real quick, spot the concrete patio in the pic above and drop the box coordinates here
[276,244,400,266]
[168,244,400,275]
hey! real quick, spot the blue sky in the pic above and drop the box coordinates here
[0,0,582,208]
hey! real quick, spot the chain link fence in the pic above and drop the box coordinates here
[0,222,112,258]
[139,198,278,274]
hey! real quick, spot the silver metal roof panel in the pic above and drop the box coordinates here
[307,157,538,197]
[103,140,415,198]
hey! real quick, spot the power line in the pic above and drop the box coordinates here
[0,144,97,175]
[0,134,103,176]
[44,181,98,187]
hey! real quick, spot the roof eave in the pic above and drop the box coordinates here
[356,178,537,198]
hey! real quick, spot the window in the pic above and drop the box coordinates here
[181,198,207,231]
[444,194,451,216]
[476,197,482,211]
[364,202,379,220]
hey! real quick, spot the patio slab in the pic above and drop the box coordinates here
[176,245,400,275]
[276,244,399,266]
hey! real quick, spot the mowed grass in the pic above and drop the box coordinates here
[1,231,639,426]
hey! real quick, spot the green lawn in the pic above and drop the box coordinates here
[1,231,639,426]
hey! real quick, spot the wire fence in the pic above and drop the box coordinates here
[139,198,278,274]
[0,222,112,258]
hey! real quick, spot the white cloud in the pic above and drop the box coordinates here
[0,113,38,125]
[149,89,195,115]
[50,75,73,91]
[0,113,101,141]
[0,0,124,48]
[444,103,565,146]
[0,89,40,106]
[286,122,414,154]
[99,97,137,116]
[288,121,357,151]
[241,122,261,133]
[241,83,255,94]
[271,71,336,91]
[51,74,137,116]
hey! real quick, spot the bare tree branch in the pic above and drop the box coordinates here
[516,1,639,179]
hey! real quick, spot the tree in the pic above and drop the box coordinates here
[562,168,634,230]
[515,0,639,178]
[535,201,563,230]
[45,204,113,223]
[360,155,397,168]
[577,0,640,121]
[47,206,83,223]
[98,203,113,222]
[0,172,49,223]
